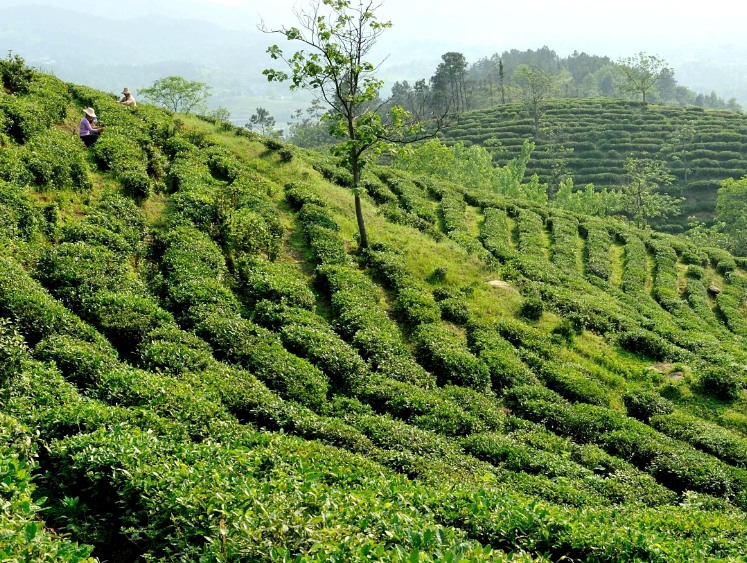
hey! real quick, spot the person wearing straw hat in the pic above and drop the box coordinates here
[79,108,105,147]
[117,87,137,108]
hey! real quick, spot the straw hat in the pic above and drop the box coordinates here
[83,108,97,118]
[122,88,131,95]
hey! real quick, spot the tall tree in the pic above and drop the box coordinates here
[661,121,696,186]
[716,177,747,255]
[617,52,672,105]
[431,52,469,113]
[514,64,559,138]
[247,107,277,135]
[498,58,506,104]
[621,157,680,228]
[261,0,442,249]
[138,76,211,113]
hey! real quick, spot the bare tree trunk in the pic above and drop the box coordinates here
[352,153,369,249]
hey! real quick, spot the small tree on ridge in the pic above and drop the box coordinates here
[260,0,446,249]
[139,76,211,113]
[617,53,672,106]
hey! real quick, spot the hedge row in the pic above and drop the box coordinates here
[508,387,747,506]
[549,213,579,273]
[650,411,747,469]
[440,190,485,254]
[648,240,683,312]
[715,274,747,337]
[516,209,546,259]
[0,412,96,562]
[413,323,491,391]
[581,220,612,281]
[479,207,515,261]
[158,226,329,409]
[620,233,648,294]
[375,169,438,226]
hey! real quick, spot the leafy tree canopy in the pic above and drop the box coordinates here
[139,76,211,113]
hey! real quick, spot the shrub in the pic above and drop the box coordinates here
[137,326,214,376]
[0,52,34,94]
[467,324,537,391]
[35,242,143,310]
[583,221,612,280]
[437,296,471,325]
[621,235,647,294]
[235,256,315,310]
[699,367,744,401]
[0,256,104,347]
[92,133,151,200]
[686,265,705,279]
[34,334,118,387]
[617,329,683,362]
[254,301,368,392]
[84,291,175,358]
[394,287,441,327]
[414,323,490,391]
[538,361,610,406]
[520,292,544,321]
[195,309,329,410]
[0,180,41,241]
[623,389,674,422]
[284,182,325,209]
[0,318,28,387]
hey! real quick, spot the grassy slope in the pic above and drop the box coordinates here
[3,74,747,562]
[440,97,747,224]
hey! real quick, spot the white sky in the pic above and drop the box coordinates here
[208,0,747,60]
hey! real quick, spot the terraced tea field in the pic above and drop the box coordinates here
[3,67,747,562]
[440,98,747,223]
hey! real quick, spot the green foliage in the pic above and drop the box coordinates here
[699,367,744,401]
[623,389,674,422]
[519,288,545,321]
[0,318,27,387]
[414,323,490,391]
[467,323,537,391]
[617,52,673,104]
[92,132,151,199]
[620,233,648,294]
[0,415,96,562]
[10,68,747,561]
[139,75,211,113]
[235,255,315,310]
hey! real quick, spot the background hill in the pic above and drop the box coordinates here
[3,0,747,125]
[3,63,747,561]
[440,98,747,225]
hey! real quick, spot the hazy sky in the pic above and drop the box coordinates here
[206,0,747,62]
[3,0,745,62]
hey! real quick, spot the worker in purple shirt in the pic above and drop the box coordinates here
[79,107,105,147]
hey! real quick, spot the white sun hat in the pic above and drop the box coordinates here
[84,108,97,118]
[122,88,131,95]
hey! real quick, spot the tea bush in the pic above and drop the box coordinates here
[582,220,612,280]
[414,323,490,391]
[623,389,674,422]
[699,366,744,401]
[479,207,515,261]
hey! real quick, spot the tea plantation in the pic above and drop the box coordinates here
[439,98,747,221]
[4,67,747,563]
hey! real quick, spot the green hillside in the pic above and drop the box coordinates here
[440,98,747,224]
[4,65,747,562]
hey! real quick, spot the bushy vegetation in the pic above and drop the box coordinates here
[4,65,747,562]
[440,97,747,222]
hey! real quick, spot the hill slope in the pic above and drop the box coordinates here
[440,98,747,225]
[2,67,747,562]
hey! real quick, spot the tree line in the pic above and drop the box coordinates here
[389,47,742,117]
